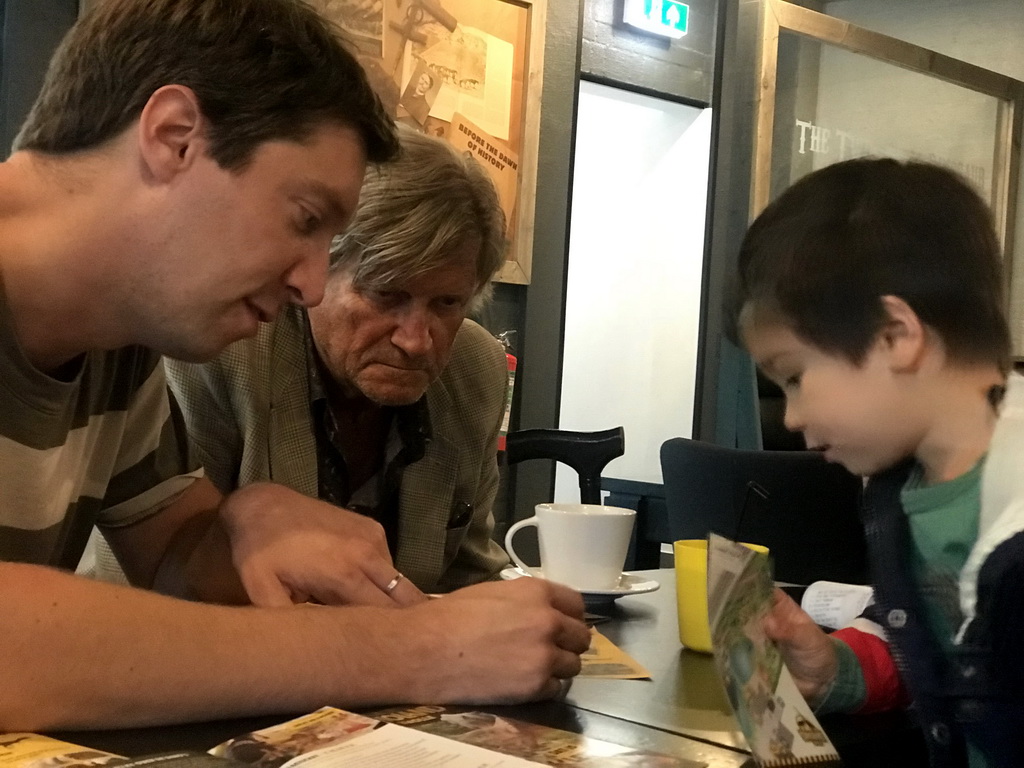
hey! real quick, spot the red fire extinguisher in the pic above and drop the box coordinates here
[496,330,517,452]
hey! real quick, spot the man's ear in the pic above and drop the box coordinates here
[878,295,927,372]
[137,85,207,183]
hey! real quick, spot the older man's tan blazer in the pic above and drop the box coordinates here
[165,306,510,593]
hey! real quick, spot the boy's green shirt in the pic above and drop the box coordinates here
[903,459,983,651]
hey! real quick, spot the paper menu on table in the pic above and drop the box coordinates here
[214,706,708,768]
[212,707,537,768]
[706,534,842,768]
[0,707,707,768]
[800,581,874,631]
[578,627,651,679]
[263,724,541,768]
[0,734,121,768]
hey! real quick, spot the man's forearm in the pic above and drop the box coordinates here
[0,562,423,730]
[1,563,588,732]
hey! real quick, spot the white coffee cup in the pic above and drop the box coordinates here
[504,503,636,591]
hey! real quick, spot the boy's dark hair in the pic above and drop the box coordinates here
[14,0,398,169]
[729,158,1010,373]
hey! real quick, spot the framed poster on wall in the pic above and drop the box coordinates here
[311,0,546,284]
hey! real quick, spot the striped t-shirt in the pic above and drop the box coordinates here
[0,288,202,571]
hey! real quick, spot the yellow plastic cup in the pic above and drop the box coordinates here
[673,539,769,653]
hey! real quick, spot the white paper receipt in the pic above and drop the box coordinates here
[800,581,874,630]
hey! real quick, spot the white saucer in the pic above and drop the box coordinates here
[499,566,659,606]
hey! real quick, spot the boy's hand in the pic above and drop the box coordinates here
[763,588,837,706]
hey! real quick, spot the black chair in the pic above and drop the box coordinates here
[505,426,625,504]
[603,478,669,570]
[658,437,867,585]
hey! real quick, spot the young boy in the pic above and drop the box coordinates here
[730,158,1024,767]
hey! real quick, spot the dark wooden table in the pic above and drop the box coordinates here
[569,570,748,751]
[51,571,752,768]
[51,569,926,767]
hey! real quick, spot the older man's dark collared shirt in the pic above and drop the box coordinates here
[304,321,429,556]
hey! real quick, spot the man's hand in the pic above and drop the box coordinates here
[402,578,590,704]
[219,482,426,608]
[0,562,579,730]
[762,588,837,706]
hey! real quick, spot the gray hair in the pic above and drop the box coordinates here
[330,125,507,309]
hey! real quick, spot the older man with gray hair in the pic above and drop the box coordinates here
[166,126,512,603]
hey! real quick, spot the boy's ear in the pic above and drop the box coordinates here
[136,85,207,183]
[878,295,927,371]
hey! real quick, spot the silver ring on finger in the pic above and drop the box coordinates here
[384,572,405,594]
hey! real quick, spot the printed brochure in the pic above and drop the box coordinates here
[706,533,843,768]
[3,706,705,768]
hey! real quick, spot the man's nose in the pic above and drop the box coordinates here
[392,306,433,356]
[285,246,329,308]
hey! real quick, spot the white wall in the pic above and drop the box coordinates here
[554,81,711,499]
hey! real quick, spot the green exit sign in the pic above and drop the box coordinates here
[623,0,689,39]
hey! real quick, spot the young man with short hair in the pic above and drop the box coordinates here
[0,0,588,731]
[731,158,1024,766]
[166,127,512,597]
